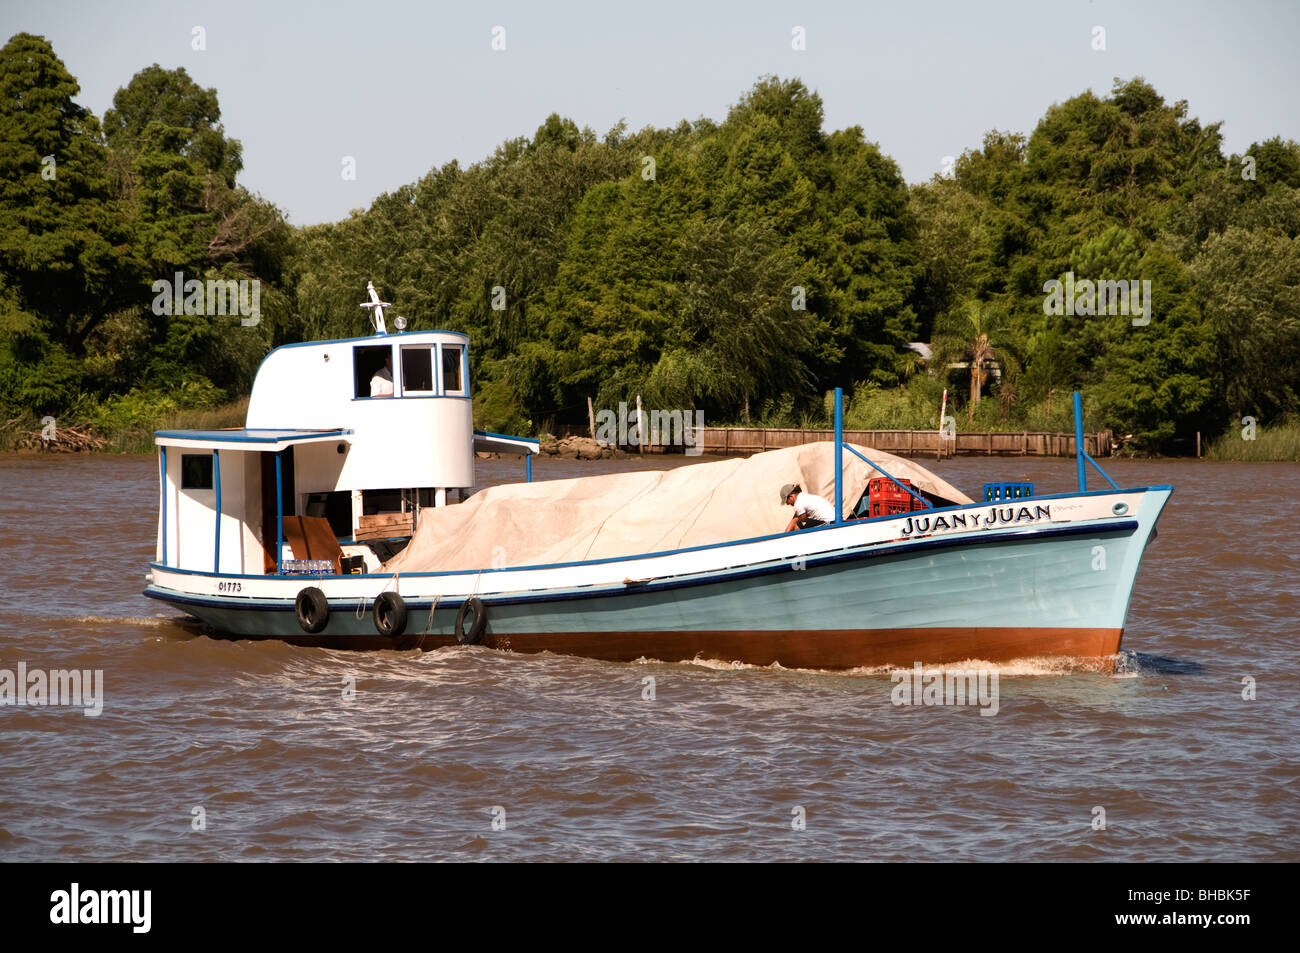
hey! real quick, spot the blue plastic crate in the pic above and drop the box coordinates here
[983,482,1034,502]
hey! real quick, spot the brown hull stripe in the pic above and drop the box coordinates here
[233,627,1124,668]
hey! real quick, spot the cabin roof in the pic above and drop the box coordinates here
[155,428,353,451]
[473,430,540,456]
[264,328,469,355]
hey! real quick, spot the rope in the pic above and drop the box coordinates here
[417,594,439,650]
[645,460,747,552]
[356,572,400,619]
[578,470,670,562]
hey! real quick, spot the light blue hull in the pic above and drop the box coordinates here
[146,487,1170,667]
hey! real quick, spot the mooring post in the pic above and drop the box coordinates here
[834,386,844,524]
[1073,391,1086,492]
[937,388,948,461]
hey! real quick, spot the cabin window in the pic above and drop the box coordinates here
[401,345,434,393]
[354,344,394,398]
[361,488,438,514]
[361,488,404,516]
[441,344,465,394]
[180,454,214,490]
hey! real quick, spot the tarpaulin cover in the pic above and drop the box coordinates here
[384,442,971,573]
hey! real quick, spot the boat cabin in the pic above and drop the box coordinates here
[153,298,537,578]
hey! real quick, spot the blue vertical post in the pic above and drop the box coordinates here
[274,451,283,574]
[213,449,222,573]
[160,445,168,566]
[525,453,532,483]
[834,387,844,524]
[1073,391,1086,493]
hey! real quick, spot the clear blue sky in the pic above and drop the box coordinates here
[6,0,1298,225]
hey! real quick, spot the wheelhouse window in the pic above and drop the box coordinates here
[441,344,465,395]
[401,345,434,394]
[361,488,404,515]
[354,344,394,398]
[180,454,214,490]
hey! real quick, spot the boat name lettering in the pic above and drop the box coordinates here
[901,504,1051,537]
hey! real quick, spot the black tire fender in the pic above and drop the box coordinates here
[373,591,408,638]
[455,597,487,645]
[295,587,330,634]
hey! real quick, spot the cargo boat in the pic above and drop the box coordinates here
[143,285,1171,667]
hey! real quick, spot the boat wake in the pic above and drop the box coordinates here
[1110,650,1205,676]
[72,614,187,628]
[644,650,1187,679]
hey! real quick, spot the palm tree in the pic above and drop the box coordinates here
[932,300,1012,420]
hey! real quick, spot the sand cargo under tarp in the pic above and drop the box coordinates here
[384,442,972,574]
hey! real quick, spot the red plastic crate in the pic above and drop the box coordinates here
[866,477,926,518]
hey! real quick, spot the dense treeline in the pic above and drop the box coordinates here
[2,31,1298,452]
[0,33,290,437]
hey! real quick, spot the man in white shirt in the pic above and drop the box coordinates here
[780,483,835,531]
[370,354,394,397]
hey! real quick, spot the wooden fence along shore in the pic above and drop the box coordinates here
[549,421,1114,457]
[690,427,1113,458]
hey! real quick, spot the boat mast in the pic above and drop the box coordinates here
[834,387,844,524]
[360,281,391,334]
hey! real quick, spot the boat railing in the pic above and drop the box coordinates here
[831,386,932,523]
[841,443,934,512]
[1072,392,1120,491]
[829,387,1124,526]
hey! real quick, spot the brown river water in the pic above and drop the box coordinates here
[0,451,1296,862]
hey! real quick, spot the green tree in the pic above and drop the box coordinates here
[0,33,136,412]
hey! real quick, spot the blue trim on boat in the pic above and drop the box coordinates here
[275,451,283,575]
[145,518,1140,615]
[474,429,541,446]
[270,330,469,349]
[248,330,470,390]
[213,448,221,573]
[147,486,1170,582]
[154,428,354,443]
[834,387,843,523]
[159,446,167,566]
[1074,391,1087,491]
[350,395,472,402]
[1082,449,1121,490]
[843,443,933,510]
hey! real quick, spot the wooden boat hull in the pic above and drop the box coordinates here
[145,487,1170,668]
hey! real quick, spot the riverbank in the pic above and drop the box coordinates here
[0,397,249,454]
[1204,420,1300,461]
[7,401,1298,462]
